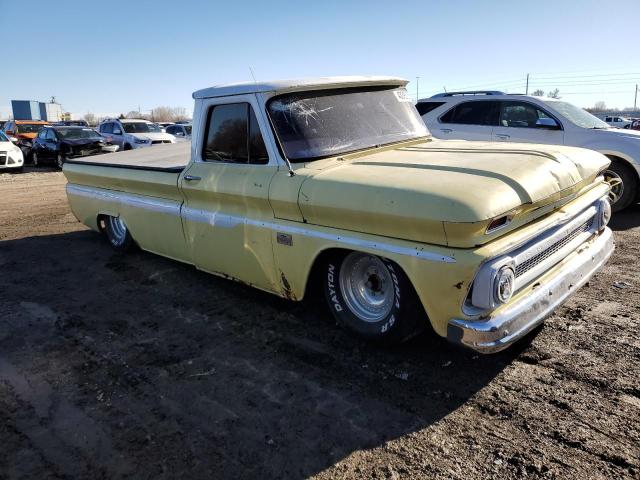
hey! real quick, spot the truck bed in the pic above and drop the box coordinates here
[65,142,190,172]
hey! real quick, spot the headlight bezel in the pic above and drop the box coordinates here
[493,266,516,304]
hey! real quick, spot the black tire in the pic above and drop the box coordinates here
[32,151,40,167]
[101,215,135,252]
[605,159,638,212]
[123,144,132,151]
[56,154,65,170]
[323,251,425,343]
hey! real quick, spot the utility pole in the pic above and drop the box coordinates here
[525,74,529,95]
[416,77,419,101]
[635,84,638,110]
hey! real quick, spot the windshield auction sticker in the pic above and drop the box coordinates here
[394,89,413,102]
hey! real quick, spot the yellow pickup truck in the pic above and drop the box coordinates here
[63,76,614,353]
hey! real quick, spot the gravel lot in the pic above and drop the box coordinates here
[0,169,639,479]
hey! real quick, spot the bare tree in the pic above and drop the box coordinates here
[547,88,561,99]
[531,89,545,97]
[150,106,189,122]
[126,111,146,119]
[84,113,97,126]
[593,101,607,111]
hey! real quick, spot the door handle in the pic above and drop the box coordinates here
[184,175,202,182]
[440,128,453,133]
[495,134,510,140]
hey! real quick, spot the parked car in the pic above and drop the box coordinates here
[2,120,49,160]
[417,91,640,211]
[0,130,24,172]
[165,123,192,139]
[54,120,90,127]
[97,118,176,150]
[31,126,119,169]
[157,122,175,131]
[62,76,613,353]
[603,115,632,129]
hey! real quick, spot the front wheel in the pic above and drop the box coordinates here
[323,251,425,343]
[604,159,637,212]
[32,151,40,167]
[101,215,135,252]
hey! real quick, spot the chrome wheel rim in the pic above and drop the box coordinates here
[338,253,394,323]
[107,216,127,246]
[604,169,624,205]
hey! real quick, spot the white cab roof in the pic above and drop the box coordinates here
[192,76,407,99]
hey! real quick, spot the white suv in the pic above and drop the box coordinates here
[97,118,176,150]
[603,115,633,129]
[417,91,640,211]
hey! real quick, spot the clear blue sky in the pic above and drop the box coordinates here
[1,0,639,120]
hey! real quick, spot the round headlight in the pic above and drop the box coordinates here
[494,266,515,304]
[599,198,611,230]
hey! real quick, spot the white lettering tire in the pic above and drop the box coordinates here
[323,251,425,343]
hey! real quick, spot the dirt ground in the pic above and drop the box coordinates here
[0,168,638,480]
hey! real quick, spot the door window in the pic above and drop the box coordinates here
[101,123,113,134]
[202,103,268,164]
[439,101,499,126]
[45,129,57,141]
[499,102,554,128]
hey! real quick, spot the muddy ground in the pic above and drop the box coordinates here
[0,168,638,480]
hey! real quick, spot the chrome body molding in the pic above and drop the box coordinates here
[182,207,456,263]
[66,184,181,216]
[448,227,614,353]
[67,184,456,264]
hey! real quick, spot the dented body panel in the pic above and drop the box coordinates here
[63,77,613,352]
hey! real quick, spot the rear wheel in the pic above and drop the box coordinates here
[56,154,65,170]
[605,159,637,212]
[323,251,425,343]
[101,215,135,252]
[32,152,40,167]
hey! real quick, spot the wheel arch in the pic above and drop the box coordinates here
[602,153,640,202]
[300,246,434,328]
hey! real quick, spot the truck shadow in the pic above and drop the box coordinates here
[609,204,640,231]
[0,231,525,479]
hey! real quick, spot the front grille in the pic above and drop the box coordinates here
[515,216,594,278]
[0,153,6,166]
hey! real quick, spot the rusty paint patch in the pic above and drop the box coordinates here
[280,272,295,301]
[454,281,463,290]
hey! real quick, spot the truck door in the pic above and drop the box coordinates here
[180,97,279,293]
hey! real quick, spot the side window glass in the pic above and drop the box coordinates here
[46,129,56,140]
[203,104,248,163]
[103,123,114,134]
[500,102,552,128]
[415,101,445,116]
[440,101,498,125]
[166,125,175,134]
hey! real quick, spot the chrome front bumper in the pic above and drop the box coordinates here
[447,227,614,354]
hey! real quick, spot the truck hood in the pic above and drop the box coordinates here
[297,140,609,246]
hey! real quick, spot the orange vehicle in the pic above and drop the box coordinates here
[2,120,50,159]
